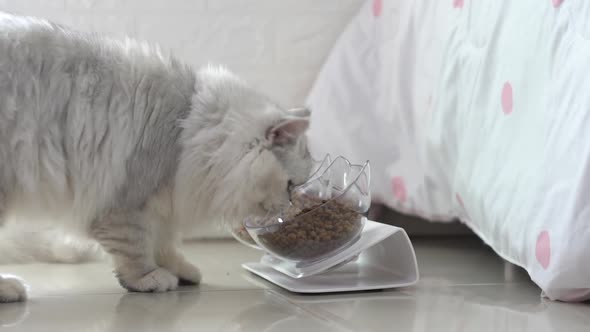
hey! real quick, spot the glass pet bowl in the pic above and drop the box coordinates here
[237,155,371,265]
[230,154,333,248]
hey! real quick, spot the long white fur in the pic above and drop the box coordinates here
[0,12,312,302]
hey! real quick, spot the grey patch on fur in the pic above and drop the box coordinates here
[112,78,194,212]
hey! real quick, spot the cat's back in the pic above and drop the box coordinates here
[0,12,195,221]
[0,12,96,73]
[0,12,195,134]
[0,12,193,87]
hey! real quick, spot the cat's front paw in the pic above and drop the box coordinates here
[0,276,27,303]
[118,268,179,293]
[176,262,202,286]
[156,249,202,286]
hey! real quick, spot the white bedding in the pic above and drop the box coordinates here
[306,0,590,301]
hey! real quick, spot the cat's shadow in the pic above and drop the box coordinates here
[108,289,202,331]
[0,301,29,327]
[0,288,202,330]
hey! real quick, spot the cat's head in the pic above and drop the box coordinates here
[175,66,313,229]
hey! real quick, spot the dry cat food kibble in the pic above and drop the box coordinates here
[255,197,363,261]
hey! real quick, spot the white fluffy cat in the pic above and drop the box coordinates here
[0,12,312,302]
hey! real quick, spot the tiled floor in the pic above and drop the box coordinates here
[1,237,589,331]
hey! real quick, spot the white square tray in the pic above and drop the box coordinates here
[242,220,419,293]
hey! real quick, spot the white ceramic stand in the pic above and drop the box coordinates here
[242,220,419,293]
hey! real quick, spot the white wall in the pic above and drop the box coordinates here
[0,0,364,107]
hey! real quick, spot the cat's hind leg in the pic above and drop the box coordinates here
[0,276,27,303]
[91,210,179,293]
[0,190,26,302]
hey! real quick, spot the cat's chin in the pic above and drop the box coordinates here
[257,201,291,217]
[227,203,284,226]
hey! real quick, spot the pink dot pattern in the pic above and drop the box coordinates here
[373,0,382,17]
[536,231,551,270]
[455,192,475,225]
[453,0,464,9]
[502,82,513,114]
[552,0,564,8]
[391,177,407,203]
[456,193,465,208]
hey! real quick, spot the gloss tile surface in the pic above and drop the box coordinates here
[1,238,588,331]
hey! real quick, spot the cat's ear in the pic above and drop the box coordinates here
[286,107,311,118]
[266,117,310,146]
